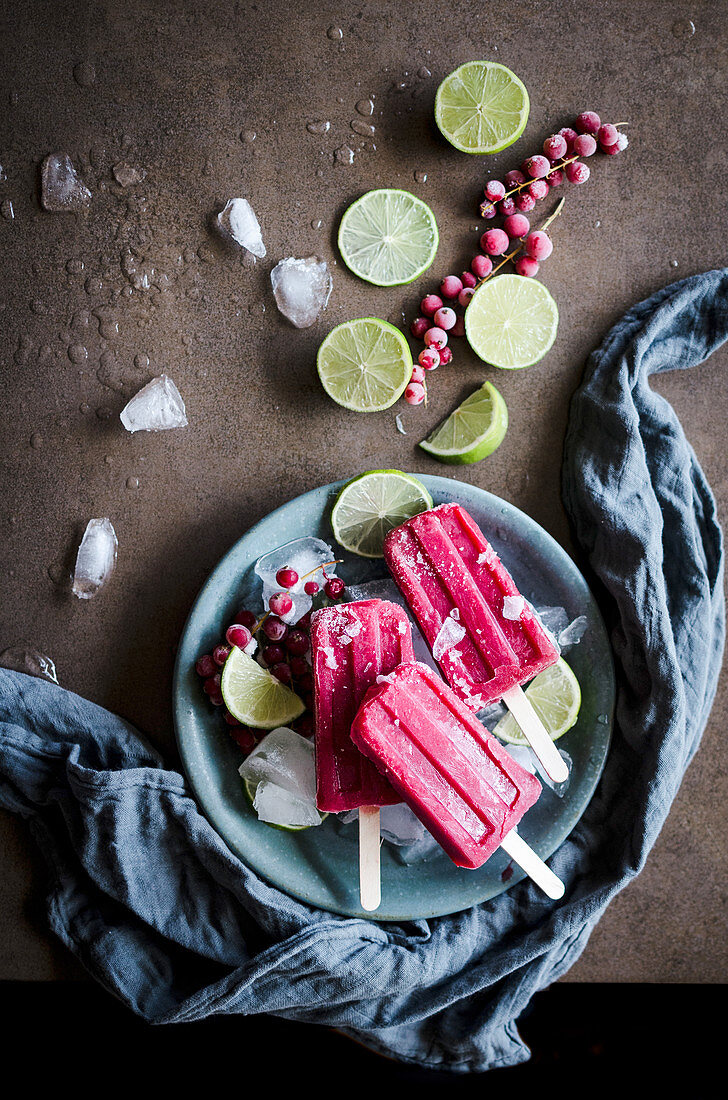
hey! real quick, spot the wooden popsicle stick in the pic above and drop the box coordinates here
[500,828,565,900]
[359,805,381,912]
[500,684,570,784]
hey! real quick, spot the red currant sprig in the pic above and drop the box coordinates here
[403,109,628,405]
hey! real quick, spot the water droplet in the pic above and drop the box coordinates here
[38,345,53,360]
[68,344,88,364]
[670,259,679,268]
[597,713,609,725]
[85,276,103,296]
[126,476,139,490]
[66,258,85,275]
[394,81,408,93]
[104,454,113,464]
[240,129,257,143]
[327,25,343,39]
[71,309,91,331]
[1,199,14,221]
[134,353,150,370]
[413,169,428,183]
[310,218,323,230]
[307,119,331,135]
[350,119,375,137]
[417,66,431,79]
[355,98,375,117]
[96,406,114,420]
[47,562,70,586]
[672,17,695,38]
[30,432,43,449]
[73,61,96,87]
[334,145,355,165]
[197,245,216,263]
[79,402,91,414]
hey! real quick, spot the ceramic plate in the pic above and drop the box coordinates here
[173,476,614,921]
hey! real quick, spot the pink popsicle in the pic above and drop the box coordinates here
[383,503,559,712]
[351,661,542,870]
[312,599,414,813]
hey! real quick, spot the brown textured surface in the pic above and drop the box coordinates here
[0,0,726,982]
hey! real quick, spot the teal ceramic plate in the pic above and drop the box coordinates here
[173,476,614,921]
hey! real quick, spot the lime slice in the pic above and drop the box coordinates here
[331,469,433,558]
[434,61,529,154]
[221,649,304,729]
[419,381,508,464]
[317,317,413,412]
[465,274,559,369]
[493,658,581,745]
[338,189,439,286]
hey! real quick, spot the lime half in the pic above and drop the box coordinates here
[221,648,304,729]
[338,189,439,286]
[465,274,559,369]
[317,317,413,412]
[419,381,508,464]
[331,469,433,557]
[494,658,581,745]
[435,61,529,154]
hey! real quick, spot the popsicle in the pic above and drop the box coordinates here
[311,599,415,910]
[383,503,568,784]
[351,661,564,898]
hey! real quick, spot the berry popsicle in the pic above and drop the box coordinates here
[351,661,564,898]
[383,503,568,784]
[311,599,415,910]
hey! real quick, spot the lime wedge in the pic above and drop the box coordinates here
[331,469,433,558]
[221,649,304,729]
[435,61,529,154]
[465,274,559,369]
[419,381,508,464]
[317,317,413,412]
[493,658,581,745]
[338,189,439,286]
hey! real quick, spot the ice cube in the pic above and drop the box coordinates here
[502,595,525,621]
[534,605,570,641]
[239,727,316,802]
[557,615,588,649]
[112,162,146,187]
[0,646,58,684]
[252,781,322,827]
[501,741,572,797]
[270,256,332,328]
[41,152,92,212]
[120,374,188,433]
[217,198,266,258]
[379,803,427,846]
[432,612,466,662]
[72,518,117,599]
[255,536,337,624]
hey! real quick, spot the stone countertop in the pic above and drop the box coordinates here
[1,0,726,983]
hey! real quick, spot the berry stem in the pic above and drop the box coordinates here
[475,198,566,286]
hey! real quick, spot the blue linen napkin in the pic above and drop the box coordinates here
[1,269,725,1073]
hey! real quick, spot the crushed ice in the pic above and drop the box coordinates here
[41,152,92,212]
[217,198,266,257]
[270,256,332,328]
[0,646,58,684]
[502,595,525,621]
[120,374,188,433]
[432,612,466,661]
[72,518,117,599]
[501,741,572,797]
[255,536,337,624]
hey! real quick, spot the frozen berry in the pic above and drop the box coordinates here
[289,655,309,678]
[195,654,217,678]
[461,271,477,289]
[276,567,299,589]
[269,592,293,617]
[226,623,253,649]
[212,644,231,667]
[575,110,601,135]
[480,201,498,219]
[515,256,539,277]
[424,326,448,350]
[419,347,440,370]
[559,126,578,150]
[285,629,310,656]
[525,155,550,179]
[297,611,312,631]
[515,192,536,213]
[405,381,426,405]
[598,123,618,148]
[525,230,553,260]
[410,364,426,384]
[410,316,429,339]
[601,132,628,155]
[271,661,292,684]
[503,212,530,238]
[262,643,286,665]
[203,673,221,695]
[565,160,590,184]
[433,306,457,330]
[450,316,466,337]
[547,167,564,186]
[439,275,463,300]
[543,133,568,161]
[229,726,256,753]
[484,179,506,202]
[235,609,258,630]
[573,133,597,157]
[529,178,550,200]
[420,294,443,317]
[262,615,288,641]
[324,576,345,599]
[481,228,509,256]
[458,287,475,307]
[504,169,526,189]
[439,346,453,365]
[499,196,518,217]
[223,710,241,727]
[209,690,224,707]
[303,579,319,595]
[471,254,493,279]
[298,670,314,693]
